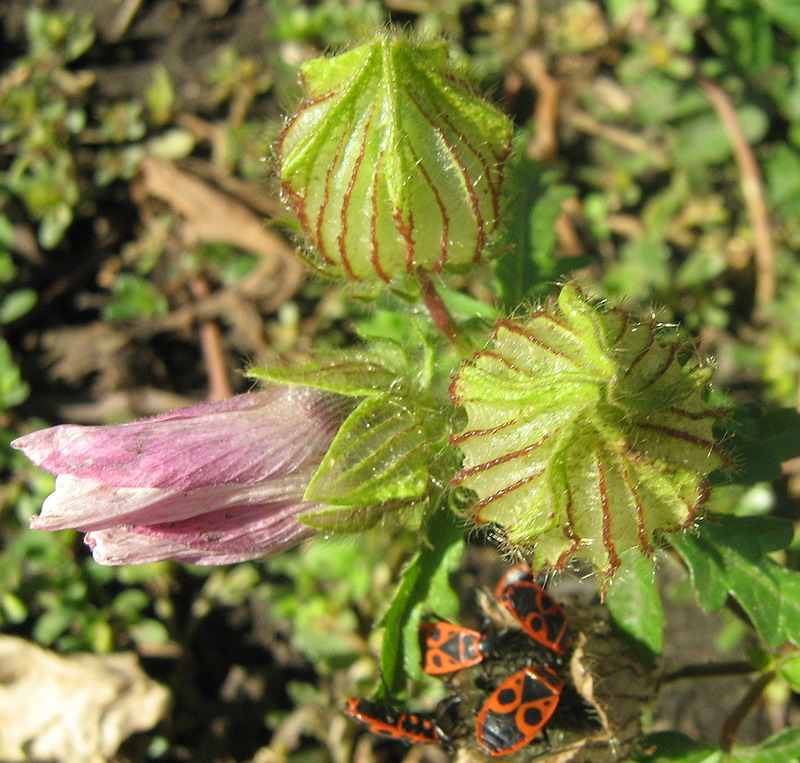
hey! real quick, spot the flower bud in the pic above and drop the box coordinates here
[12,387,355,565]
[277,33,513,284]
[450,284,729,581]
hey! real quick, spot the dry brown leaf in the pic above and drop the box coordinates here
[137,156,304,311]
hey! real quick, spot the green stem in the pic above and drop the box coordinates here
[719,670,775,752]
[417,271,471,356]
[664,661,757,683]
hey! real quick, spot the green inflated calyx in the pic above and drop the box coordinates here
[450,283,729,581]
[277,33,512,284]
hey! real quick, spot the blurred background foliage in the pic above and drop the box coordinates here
[1,0,799,761]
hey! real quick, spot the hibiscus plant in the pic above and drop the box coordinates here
[8,29,800,763]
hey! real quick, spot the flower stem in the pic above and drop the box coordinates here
[719,670,775,751]
[418,271,471,355]
[664,661,757,683]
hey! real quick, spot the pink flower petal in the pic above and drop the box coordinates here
[12,388,351,490]
[16,386,353,566]
[31,472,315,532]
[85,502,316,565]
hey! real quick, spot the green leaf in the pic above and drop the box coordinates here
[675,106,769,166]
[701,513,793,556]
[104,273,168,323]
[670,514,800,647]
[723,404,800,484]
[635,731,721,762]
[756,0,800,39]
[251,345,404,397]
[379,510,464,694]
[605,237,671,298]
[669,0,706,18]
[145,65,175,125]
[0,288,37,324]
[765,145,800,217]
[778,654,800,691]
[306,395,443,505]
[494,147,582,309]
[298,499,412,533]
[669,529,728,610]
[606,554,664,660]
[730,728,800,762]
[252,332,437,398]
[0,338,30,409]
[606,0,657,24]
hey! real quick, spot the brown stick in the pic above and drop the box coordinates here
[700,77,776,314]
[517,50,562,163]
[564,108,671,169]
[189,277,233,401]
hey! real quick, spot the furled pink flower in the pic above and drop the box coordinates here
[11,386,353,565]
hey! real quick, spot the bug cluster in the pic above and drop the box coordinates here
[344,564,576,757]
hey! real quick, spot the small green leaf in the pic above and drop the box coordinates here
[756,0,800,40]
[778,654,800,691]
[606,554,664,660]
[0,289,37,324]
[145,65,175,125]
[723,404,800,485]
[251,347,403,397]
[298,500,410,533]
[104,273,169,323]
[730,728,800,762]
[306,396,442,505]
[699,514,793,556]
[670,514,800,648]
[251,336,435,398]
[379,510,464,694]
[146,128,195,160]
[494,147,582,309]
[0,338,30,409]
[669,530,728,610]
[635,731,722,762]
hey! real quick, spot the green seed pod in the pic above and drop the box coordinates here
[450,283,729,580]
[276,33,513,284]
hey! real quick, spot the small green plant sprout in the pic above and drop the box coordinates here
[451,284,729,583]
[276,32,513,288]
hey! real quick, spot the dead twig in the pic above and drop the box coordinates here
[107,0,144,42]
[136,156,305,311]
[563,108,671,169]
[189,276,233,401]
[517,49,562,163]
[699,77,776,315]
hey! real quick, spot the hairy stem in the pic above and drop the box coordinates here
[418,271,471,355]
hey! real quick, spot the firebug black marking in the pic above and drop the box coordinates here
[343,698,445,745]
[475,665,563,756]
[420,621,489,675]
[495,565,572,654]
[493,563,534,599]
